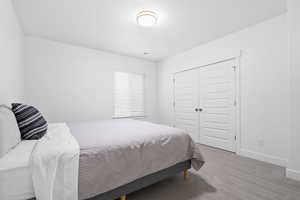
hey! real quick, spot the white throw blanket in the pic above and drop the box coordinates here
[30,123,80,200]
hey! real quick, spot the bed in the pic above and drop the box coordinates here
[0,119,204,200]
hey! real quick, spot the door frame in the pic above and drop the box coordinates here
[172,51,242,154]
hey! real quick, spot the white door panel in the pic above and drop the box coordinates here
[174,69,199,142]
[199,60,236,152]
[173,59,237,152]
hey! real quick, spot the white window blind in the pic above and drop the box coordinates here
[114,72,145,118]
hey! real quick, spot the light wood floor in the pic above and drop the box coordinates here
[128,145,300,200]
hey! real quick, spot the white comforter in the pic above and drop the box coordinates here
[30,123,80,200]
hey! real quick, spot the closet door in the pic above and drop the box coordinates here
[174,69,199,142]
[198,60,236,152]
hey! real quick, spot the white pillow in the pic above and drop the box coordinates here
[0,105,21,158]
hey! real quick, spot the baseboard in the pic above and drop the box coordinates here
[286,169,300,181]
[239,149,287,167]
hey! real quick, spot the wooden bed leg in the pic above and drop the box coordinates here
[183,169,189,180]
[120,195,127,200]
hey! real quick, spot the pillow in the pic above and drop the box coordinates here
[0,105,21,158]
[11,103,48,140]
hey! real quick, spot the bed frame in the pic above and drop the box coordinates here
[28,160,191,200]
[88,160,191,200]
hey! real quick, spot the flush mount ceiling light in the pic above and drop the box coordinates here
[136,10,158,27]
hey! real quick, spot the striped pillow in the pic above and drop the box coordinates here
[11,103,48,140]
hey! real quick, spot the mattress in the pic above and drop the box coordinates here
[68,119,203,200]
[0,120,203,200]
[0,140,37,200]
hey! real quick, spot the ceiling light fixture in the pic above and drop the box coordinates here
[136,10,158,27]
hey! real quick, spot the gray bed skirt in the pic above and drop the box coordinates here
[88,160,192,200]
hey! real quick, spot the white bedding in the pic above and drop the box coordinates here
[31,123,80,200]
[0,140,36,200]
[0,124,80,200]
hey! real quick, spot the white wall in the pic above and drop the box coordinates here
[25,37,158,123]
[158,15,290,166]
[287,0,300,181]
[0,0,24,104]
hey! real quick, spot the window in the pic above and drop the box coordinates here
[114,72,145,118]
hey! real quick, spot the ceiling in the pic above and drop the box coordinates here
[13,0,286,61]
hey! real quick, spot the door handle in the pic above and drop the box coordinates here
[195,108,203,112]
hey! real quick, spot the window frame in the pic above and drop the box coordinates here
[113,71,146,119]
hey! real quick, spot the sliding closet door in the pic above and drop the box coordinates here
[198,60,236,152]
[174,69,199,142]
